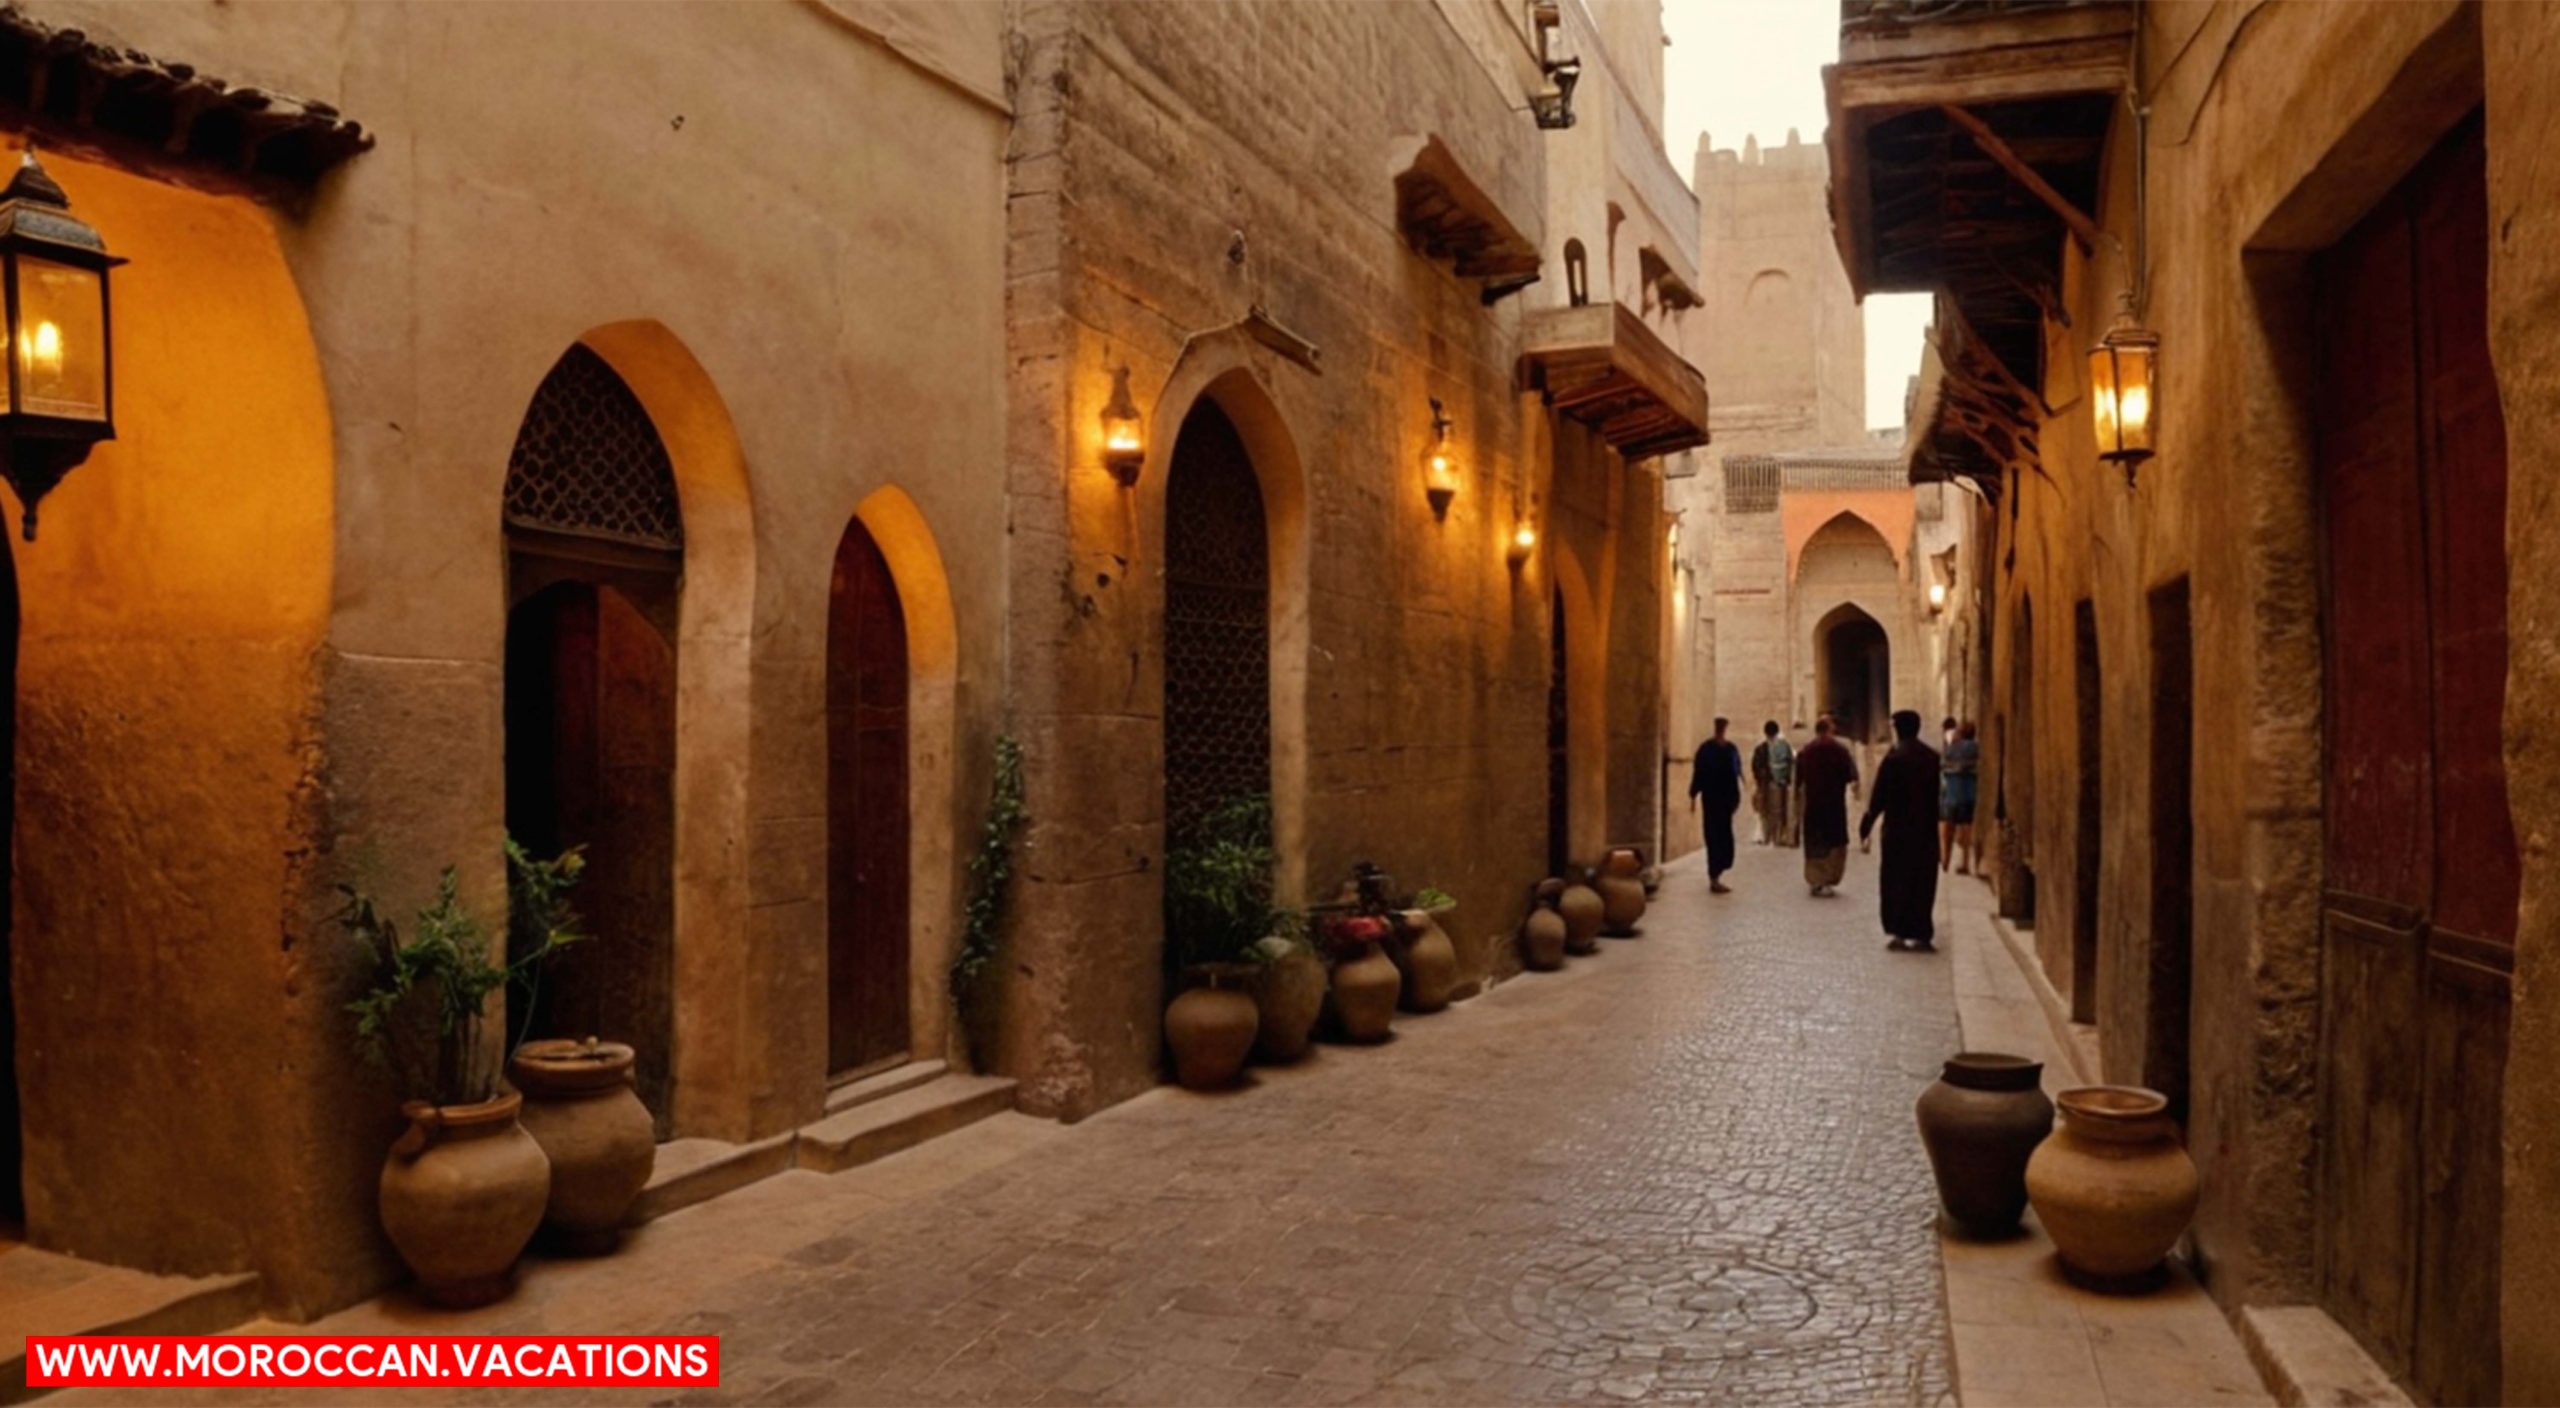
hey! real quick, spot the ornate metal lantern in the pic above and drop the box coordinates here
[0,148,121,539]
[1423,397,1458,519]
[1100,365,1144,487]
[2087,299,2157,482]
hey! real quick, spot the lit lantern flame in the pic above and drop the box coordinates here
[1928,581,1948,609]
[1099,365,1144,486]
[1424,398,1458,517]
[1508,520,1537,567]
[21,319,60,381]
[2089,301,2158,480]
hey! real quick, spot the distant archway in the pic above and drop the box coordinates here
[1815,603,1890,744]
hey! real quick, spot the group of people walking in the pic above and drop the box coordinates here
[1687,711,1982,953]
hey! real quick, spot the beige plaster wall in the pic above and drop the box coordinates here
[21,0,1011,1318]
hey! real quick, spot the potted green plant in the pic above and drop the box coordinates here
[1162,794,1288,1089]
[342,855,583,1306]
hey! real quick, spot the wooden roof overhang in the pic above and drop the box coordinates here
[1825,1,2128,487]
[1394,134,1543,303]
[0,4,370,202]
[1519,301,1710,461]
[1904,295,2034,501]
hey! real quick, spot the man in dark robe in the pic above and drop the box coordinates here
[1688,716,1743,893]
[1794,715,1858,895]
[1860,709,1943,950]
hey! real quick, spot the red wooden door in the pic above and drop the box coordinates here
[2314,115,2511,1408]
[827,522,910,1076]
[504,577,679,1127]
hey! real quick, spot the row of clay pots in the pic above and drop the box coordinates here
[1167,904,1466,1091]
[378,1039,658,1307]
[1915,1054,2201,1284]
[1519,847,1650,969]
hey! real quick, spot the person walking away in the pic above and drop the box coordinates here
[1941,720,1981,875]
[1761,721,1795,850]
[1861,710,1943,951]
[1749,724,1775,845]
[1794,716,1858,896]
[1689,717,1744,894]
[1781,721,1808,846]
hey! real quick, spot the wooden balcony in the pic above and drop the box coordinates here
[1519,302,1710,461]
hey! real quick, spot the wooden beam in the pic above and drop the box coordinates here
[1938,103,2105,256]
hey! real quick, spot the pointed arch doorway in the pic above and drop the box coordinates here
[828,519,911,1076]
[1814,603,1890,744]
[502,344,682,1131]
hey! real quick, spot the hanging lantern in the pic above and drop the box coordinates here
[1507,520,1537,568]
[1099,365,1144,487]
[1423,397,1458,519]
[2088,298,2158,482]
[0,147,123,540]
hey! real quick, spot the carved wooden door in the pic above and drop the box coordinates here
[828,521,910,1076]
[2314,114,2511,1408]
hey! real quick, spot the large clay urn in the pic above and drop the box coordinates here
[1557,876,1605,955]
[1327,937,1400,1042]
[379,1090,551,1307]
[1915,1052,2053,1237]
[2025,1086,2200,1282]
[1248,944,1325,1064]
[1165,967,1259,1090]
[1393,909,1458,1013]
[509,1039,656,1254]
[1521,881,1569,971]
[1597,848,1647,936]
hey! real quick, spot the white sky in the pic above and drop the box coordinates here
[1658,0,1930,433]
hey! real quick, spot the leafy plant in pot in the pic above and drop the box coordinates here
[342,852,585,1306]
[1162,794,1289,1089]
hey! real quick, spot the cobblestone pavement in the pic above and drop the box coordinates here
[86,844,1963,1407]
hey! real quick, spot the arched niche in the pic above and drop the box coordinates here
[1813,602,1892,745]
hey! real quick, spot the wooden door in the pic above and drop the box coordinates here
[827,521,911,1076]
[505,577,680,1127]
[2145,579,2193,1126]
[2314,115,2511,1408]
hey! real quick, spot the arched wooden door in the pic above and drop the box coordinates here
[1163,402,1270,852]
[827,520,910,1076]
[502,345,683,1130]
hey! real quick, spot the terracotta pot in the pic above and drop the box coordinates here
[1520,903,1568,970]
[1327,939,1400,1042]
[2025,1086,2200,1281]
[509,1039,656,1254]
[1393,910,1458,1013]
[1915,1052,2052,1237]
[1558,880,1605,955]
[1596,849,1646,937]
[1248,945,1325,1064]
[1165,971,1259,1090]
[379,1090,551,1307]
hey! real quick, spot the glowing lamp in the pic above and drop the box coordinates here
[1100,365,1144,487]
[2088,301,2158,482]
[0,147,122,539]
[1927,581,1948,611]
[1423,397,1458,519]
[1507,521,1537,568]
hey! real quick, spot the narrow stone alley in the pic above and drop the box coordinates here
[73,848,1969,1407]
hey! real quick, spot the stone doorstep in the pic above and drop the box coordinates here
[0,1250,260,1404]
[633,1068,1016,1225]
[2236,1307,2412,1408]
[1987,914,2101,1085]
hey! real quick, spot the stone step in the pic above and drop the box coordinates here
[0,1247,261,1403]
[632,1069,1014,1224]
[796,1075,1019,1175]
[824,1058,948,1115]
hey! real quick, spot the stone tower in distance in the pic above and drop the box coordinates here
[1693,129,1868,456]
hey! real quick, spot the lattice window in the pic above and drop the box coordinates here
[504,345,684,551]
[1723,456,1780,514]
[1163,404,1270,847]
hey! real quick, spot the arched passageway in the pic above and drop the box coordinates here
[1816,604,1890,744]
[827,519,910,1076]
[502,344,683,1131]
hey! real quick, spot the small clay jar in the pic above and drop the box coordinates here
[379,1090,550,1307]
[2025,1086,2200,1282]
[1247,944,1326,1064]
[1520,884,1569,971]
[1165,968,1259,1090]
[1914,1052,2052,1237]
[1327,939,1401,1042]
[1393,910,1458,1013]
[1557,877,1605,955]
[1597,848,1647,936]
[510,1038,656,1254]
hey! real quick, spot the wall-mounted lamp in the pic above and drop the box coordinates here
[1423,397,1458,519]
[1100,365,1144,487]
[1507,520,1538,569]
[1667,520,1681,554]
[1529,2,1581,130]
[0,147,122,540]
[1927,580,1948,612]
[2088,296,2158,485]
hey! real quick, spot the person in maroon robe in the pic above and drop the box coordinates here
[1860,709,1943,950]
[1793,715,1858,896]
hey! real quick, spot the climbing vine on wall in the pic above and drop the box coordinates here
[950,733,1026,1067]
